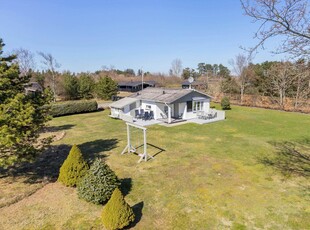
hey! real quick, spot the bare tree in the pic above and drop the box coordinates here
[13,48,36,76]
[294,60,310,109]
[241,0,310,58]
[267,61,297,109]
[230,54,251,103]
[170,58,183,77]
[38,52,60,101]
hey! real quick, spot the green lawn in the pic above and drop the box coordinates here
[1,105,309,229]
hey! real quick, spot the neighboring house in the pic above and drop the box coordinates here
[118,81,156,92]
[181,80,207,90]
[110,88,224,124]
[24,82,43,95]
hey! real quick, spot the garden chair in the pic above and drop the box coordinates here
[143,111,150,120]
[149,111,154,119]
[140,109,144,117]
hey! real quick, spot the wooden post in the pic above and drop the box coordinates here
[127,123,130,153]
[144,129,147,162]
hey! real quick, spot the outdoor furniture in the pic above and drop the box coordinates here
[143,111,150,120]
[135,109,141,119]
[149,111,154,119]
[140,109,144,117]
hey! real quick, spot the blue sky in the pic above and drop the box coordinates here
[1,0,285,74]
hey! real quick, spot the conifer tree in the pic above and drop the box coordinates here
[0,38,52,167]
[101,188,135,230]
[95,76,118,100]
[58,145,89,187]
[77,158,120,204]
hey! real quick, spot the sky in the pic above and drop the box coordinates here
[0,0,286,74]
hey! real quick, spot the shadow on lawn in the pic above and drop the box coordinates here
[126,201,144,229]
[259,138,310,178]
[120,178,132,197]
[0,138,119,184]
[79,139,118,161]
[45,124,76,132]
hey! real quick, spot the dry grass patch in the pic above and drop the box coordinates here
[0,183,102,230]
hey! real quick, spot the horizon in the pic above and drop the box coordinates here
[1,0,287,74]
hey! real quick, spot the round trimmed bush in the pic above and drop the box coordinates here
[221,97,231,110]
[77,158,120,204]
[101,188,135,230]
[58,144,89,187]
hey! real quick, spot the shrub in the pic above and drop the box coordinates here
[221,97,231,110]
[101,188,135,230]
[50,100,98,117]
[77,158,120,204]
[58,145,89,187]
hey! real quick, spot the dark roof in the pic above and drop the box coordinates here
[129,87,211,104]
[118,81,156,87]
[182,80,206,86]
[24,82,43,92]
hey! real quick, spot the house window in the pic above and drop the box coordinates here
[193,101,203,112]
[187,101,192,112]
[146,105,151,110]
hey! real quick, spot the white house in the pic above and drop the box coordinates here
[109,88,224,124]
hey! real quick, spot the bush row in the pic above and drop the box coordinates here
[50,100,98,117]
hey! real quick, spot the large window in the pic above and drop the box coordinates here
[187,101,192,112]
[193,101,203,112]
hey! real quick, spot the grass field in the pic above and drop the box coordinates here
[0,105,309,229]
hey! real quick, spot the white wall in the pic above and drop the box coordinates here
[183,99,211,119]
[141,100,157,118]
[203,100,210,113]
[155,102,166,119]
[110,108,123,118]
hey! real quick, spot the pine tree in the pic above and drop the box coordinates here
[58,145,89,187]
[63,72,79,100]
[77,158,120,204]
[0,38,52,167]
[95,76,118,100]
[78,73,95,99]
[101,188,135,230]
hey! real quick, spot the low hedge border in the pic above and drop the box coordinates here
[50,100,98,117]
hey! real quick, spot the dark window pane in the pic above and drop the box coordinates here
[187,101,192,112]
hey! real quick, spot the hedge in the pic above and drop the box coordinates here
[50,100,98,117]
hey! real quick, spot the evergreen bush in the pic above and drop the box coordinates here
[101,188,135,230]
[77,158,120,204]
[58,145,89,187]
[221,97,231,110]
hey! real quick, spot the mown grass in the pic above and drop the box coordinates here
[1,105,309,229]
